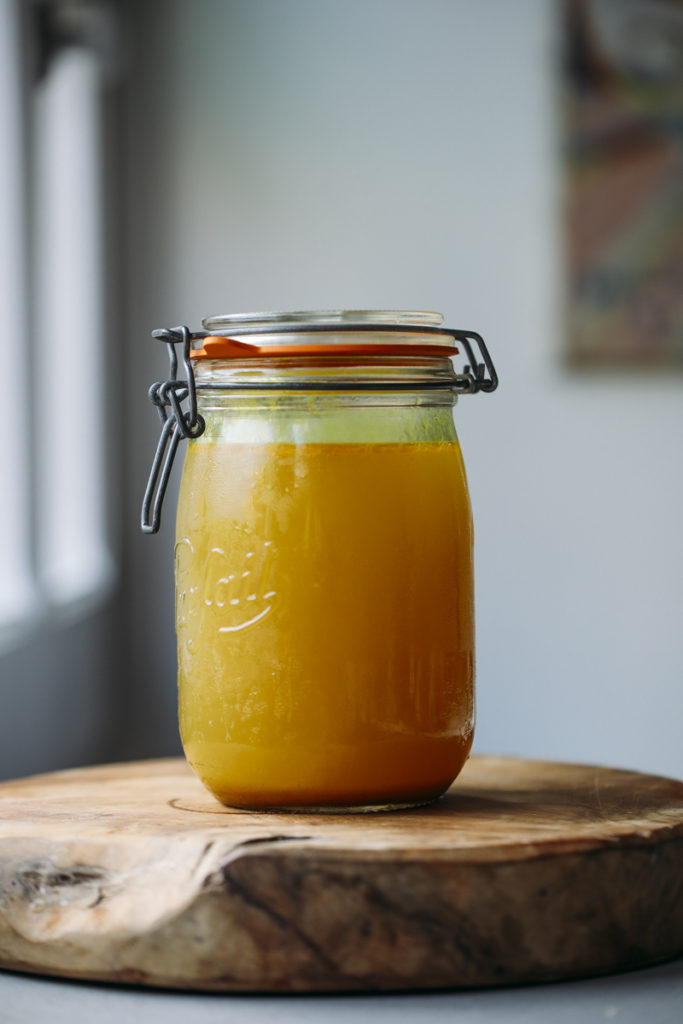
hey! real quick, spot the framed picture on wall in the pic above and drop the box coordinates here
[564,0,683,368]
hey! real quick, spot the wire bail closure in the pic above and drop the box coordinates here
[454,331,498,395]
[141,326,206,534]
[141,323,498,534]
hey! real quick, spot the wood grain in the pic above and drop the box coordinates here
[0,756,681,991]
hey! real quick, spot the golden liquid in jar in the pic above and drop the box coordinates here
[175,441,474,809]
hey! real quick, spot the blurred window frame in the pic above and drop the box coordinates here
[0,0,118,652]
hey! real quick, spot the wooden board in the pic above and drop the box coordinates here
[0,756,681,992]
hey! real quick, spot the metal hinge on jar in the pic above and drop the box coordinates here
[141,327,206,535]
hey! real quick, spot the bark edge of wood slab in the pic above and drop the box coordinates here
[0,755,681,992]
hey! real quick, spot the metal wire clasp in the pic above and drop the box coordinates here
[141,326,206,534]
[140,322,498,534]
[453,331,499,394]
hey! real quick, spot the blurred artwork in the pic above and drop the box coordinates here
[564,0,683,367]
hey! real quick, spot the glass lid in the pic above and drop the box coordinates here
[202,310,446,334]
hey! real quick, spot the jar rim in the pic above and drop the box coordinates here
[201,309,445,332]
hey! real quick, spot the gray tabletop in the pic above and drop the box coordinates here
[2,958,682,1024]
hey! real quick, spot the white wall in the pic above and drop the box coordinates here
[121,0,683,777]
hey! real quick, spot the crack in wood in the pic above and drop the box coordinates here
[15,861,108,901]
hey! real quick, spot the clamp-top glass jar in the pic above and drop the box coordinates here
[143,311,497,811]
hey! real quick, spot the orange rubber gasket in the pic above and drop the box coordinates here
[191,335,459,360]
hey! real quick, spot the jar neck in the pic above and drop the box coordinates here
[192,355,462,445]
[194,355,461,399]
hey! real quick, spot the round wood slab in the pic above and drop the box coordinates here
[0,756,681,992]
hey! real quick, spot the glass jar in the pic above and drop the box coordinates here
[142,311,497,811]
